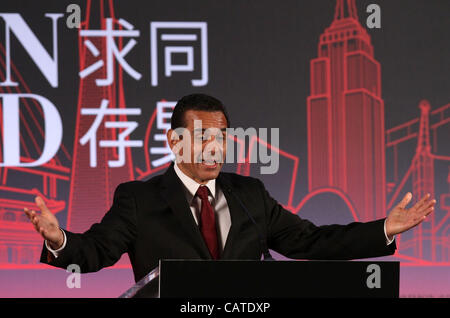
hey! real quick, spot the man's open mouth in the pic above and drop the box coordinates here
[201,159,218,167]
[199,158,221,168]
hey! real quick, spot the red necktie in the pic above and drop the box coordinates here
[196,186,220,259]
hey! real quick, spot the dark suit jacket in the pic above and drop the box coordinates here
[41,163,396,282]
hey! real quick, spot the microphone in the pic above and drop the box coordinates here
[224,186,275,261]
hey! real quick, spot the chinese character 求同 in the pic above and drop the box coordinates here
[79,18,142,86]
[150,22,208,87]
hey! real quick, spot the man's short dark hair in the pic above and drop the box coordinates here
[171,93,231,129]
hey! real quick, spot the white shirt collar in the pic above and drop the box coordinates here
[174,162,216,200]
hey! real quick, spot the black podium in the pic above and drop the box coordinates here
[120,260,399,298]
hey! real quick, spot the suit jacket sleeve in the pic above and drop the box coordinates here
[258,180,396,260]
[40,183,138,272]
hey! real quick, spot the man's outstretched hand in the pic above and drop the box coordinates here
[24,196,64,250]
[386,192,436,240]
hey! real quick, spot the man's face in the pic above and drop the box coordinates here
[168,110,228,184]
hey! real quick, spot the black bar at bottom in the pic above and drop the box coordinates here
[154,260,399,298]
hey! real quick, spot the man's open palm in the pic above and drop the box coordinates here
[386,192,436,239]
[24,196,63,249]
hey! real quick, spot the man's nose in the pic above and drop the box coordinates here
[203,136,223,151]
[203,137,216,151]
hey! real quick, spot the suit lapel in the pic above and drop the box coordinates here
[217,173,248,259]
[160,163,211,259]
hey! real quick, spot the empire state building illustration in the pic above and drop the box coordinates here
[306,0,449,264]
[307,0,386,222]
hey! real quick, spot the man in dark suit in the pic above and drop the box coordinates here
[24,94,435,283]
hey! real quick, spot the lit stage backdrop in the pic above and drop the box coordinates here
[0,0,449,297]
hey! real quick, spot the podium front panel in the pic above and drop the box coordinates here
[158,260,399,298]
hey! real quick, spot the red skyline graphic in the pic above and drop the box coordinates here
[0,0,448,269]
[385,100,450,263]
[0,43,70,266]
[307,0,386,222]
[302,0,449,264]
[66,0,135,234]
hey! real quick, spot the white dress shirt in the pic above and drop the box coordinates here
[173,163,232,251]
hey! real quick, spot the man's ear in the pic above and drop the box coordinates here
[167,129,183,151]
[167,128,187,159]
[167,129,176,151]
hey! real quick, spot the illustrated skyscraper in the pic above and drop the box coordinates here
[385,99,449,263]
[307,0,386,221]
[66,0,135,233]
[411,100,435,260]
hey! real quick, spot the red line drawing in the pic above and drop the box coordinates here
[386,101,449,263]
[305,0,450,264]
[66,0,135,235]
[0,0,448,270]
[0,43,70,266]
[307,0,386,223]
